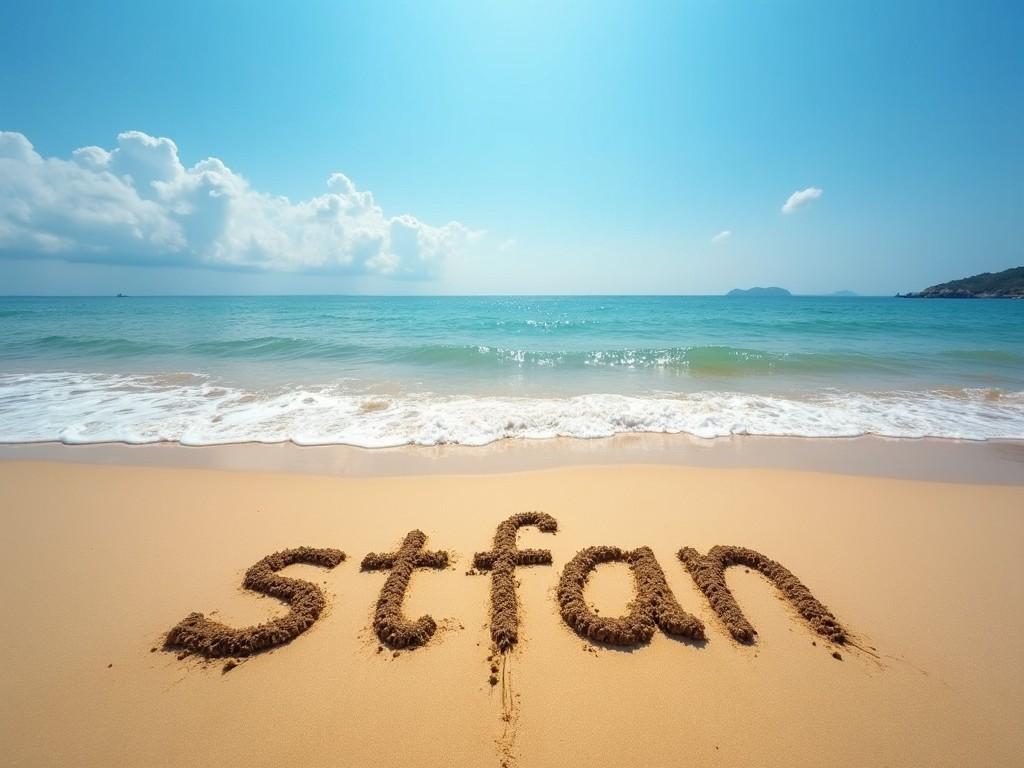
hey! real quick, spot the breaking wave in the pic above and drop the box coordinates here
[2,372,1022,446]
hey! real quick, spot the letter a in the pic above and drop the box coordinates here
[558,546,705,645]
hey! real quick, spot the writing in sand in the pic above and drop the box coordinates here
[166,512,847,662]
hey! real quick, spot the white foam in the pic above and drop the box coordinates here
[1,372,1023,446]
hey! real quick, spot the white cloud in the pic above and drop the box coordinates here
[781,186,823,214]
[0,130,475,278]
[711,229,731,244]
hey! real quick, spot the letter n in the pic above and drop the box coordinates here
[678,546,845,643]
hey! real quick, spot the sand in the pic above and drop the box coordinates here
[1,455,1022,767]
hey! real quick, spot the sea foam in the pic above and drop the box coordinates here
[1,372,1022,446]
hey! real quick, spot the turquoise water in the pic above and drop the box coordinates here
[1,295,1022,444]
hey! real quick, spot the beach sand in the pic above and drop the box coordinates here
[1,454,1022,767]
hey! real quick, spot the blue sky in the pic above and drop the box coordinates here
[1,0,1021,295]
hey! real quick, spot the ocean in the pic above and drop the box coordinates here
[1,294,1022,446]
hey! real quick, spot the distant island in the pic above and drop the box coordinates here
[898,266,1024,298]
[726,286,791,297]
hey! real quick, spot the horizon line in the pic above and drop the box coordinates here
[0,292,890,299]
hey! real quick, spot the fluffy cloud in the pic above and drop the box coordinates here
[781,187,823,214]
[0,130,474,278]
[711,229,731,244]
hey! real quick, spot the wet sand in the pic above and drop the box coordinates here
[1,452,1022,767]
[2,433,1023,483]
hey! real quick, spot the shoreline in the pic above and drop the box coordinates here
[1,433,1022,484]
